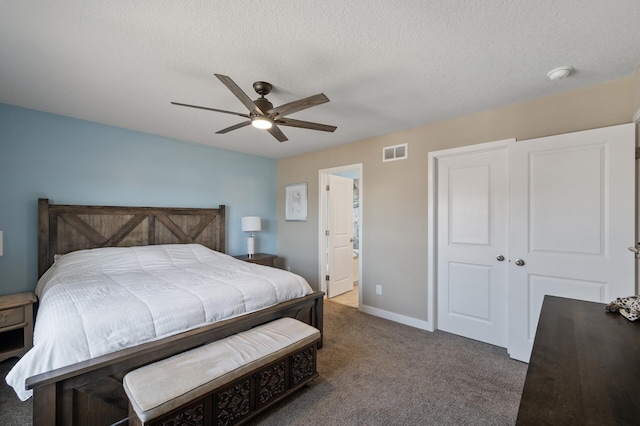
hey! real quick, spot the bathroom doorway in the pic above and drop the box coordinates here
[319,164,362,308]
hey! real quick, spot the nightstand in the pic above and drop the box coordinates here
[0,291,37,362]
[233,253,278,268]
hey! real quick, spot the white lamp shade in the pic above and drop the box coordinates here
[242,216,261,232]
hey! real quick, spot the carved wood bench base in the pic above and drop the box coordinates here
[128,342,319,426]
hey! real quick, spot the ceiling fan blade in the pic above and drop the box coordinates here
[267,125,288,142]
[268,93,330,118]
[215,121,251,134]
[171,102,250,118]
[214,74,264,115]
[276,117,337,132]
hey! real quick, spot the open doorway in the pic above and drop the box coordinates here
[318,164,362,308]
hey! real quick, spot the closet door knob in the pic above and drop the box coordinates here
[496,255,505,261]
[515,259,525,266]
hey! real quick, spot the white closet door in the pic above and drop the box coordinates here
[437,146,509,347]
[508,123,635,362]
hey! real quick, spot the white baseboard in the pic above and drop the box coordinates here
[359,304,434,332]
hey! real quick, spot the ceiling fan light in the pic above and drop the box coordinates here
[251,117,273,130]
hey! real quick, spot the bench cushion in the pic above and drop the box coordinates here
[124,317,320,423]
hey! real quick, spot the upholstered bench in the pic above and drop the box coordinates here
[124,317,321,426]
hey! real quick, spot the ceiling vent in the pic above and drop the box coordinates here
[383,143,408,162]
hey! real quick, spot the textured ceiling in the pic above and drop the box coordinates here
[1,1,639,159]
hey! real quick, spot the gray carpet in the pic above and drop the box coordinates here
[1,357,31,426]
[0,300,527,425]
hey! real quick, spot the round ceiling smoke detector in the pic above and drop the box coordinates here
[547,66,573,81]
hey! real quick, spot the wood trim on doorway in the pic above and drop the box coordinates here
[318,164,363,306]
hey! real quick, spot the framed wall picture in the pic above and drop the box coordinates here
[285,183,308,221]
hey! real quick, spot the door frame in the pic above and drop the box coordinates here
[634,109,640,294]
[318,163,363,305]
[427,139,514,332]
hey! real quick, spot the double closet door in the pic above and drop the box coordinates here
[435,124,635,362]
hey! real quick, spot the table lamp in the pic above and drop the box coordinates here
[241,217,261,257]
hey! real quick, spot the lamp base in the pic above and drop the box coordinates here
[247,235,255,257]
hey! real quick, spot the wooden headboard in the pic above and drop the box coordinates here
[38,198,226,277]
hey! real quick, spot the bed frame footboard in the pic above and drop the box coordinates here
[27,291,324,426]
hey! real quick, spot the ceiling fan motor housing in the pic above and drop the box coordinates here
[253,97,273,115]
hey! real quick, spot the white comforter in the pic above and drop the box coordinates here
[6,244,313,401]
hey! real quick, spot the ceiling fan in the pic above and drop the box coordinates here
[171,74,337,142]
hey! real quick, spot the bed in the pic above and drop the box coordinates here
[8,199,323,426]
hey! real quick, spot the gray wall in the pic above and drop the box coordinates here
[277,75,637,325]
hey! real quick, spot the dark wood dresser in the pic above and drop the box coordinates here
[517,295,640,425]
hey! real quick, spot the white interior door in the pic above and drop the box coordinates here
[436,145,509,347]
[327,175,354,298]
[508,123,636,362]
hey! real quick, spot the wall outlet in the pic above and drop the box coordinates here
[376,285,382,295]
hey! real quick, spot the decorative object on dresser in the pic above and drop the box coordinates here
[0,292,37,363]
[233,253,278,268]
[241,216,261,257]
[14,199,323,426]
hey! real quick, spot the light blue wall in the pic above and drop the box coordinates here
[0,103,276,296]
